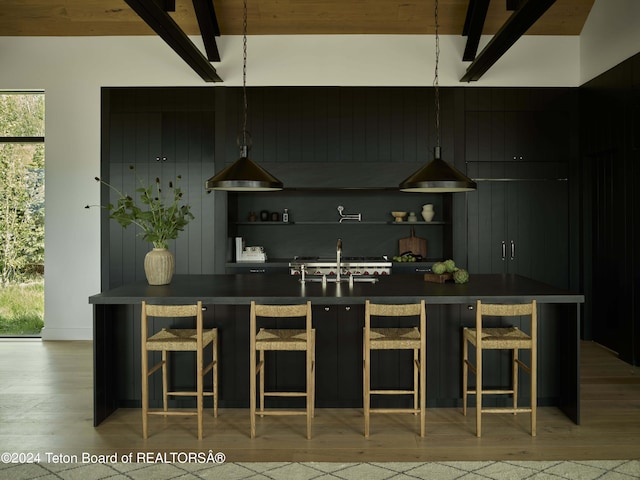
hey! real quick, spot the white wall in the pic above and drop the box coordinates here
[580,0,640,84]
[0,0,637,339]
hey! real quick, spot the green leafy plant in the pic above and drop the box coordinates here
[91,166,194,249]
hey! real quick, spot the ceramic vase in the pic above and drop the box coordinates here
[421,204,435,222]
[144,248,175,285]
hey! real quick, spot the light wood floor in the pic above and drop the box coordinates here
[1,339,639,462]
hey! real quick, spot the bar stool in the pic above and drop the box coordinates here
[250,301,315,439]
[462,299,537,437]
[141,301,218,440]
[363,300,426,437]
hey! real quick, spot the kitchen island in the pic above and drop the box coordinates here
[89,273,584,427]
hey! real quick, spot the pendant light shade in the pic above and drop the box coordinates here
[205,153,283,191]
[400,147,477,193]
[399,0,476,193]
[204,0,283,192]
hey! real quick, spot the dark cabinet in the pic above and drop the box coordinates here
[465,171,570,289]
[465,88,574,164]
[504,110,570,162]
[463,88,574,290]
[313,304,363,407]
[102,88,217,289]
[466,110,569,163]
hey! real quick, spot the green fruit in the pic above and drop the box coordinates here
[453,268,470,284]
[444,259,456,273]
[432,262,446,274]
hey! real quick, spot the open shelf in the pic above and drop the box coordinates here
[234,221,449,226]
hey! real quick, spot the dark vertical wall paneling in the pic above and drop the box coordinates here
[101,88,216,290]
[461,88,576,291]
[220,87,437,183]
[580,52,640,365]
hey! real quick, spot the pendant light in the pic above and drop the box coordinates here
[399,0,476,193]
[205,0,283,192]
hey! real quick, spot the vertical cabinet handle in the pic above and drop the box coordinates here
[510,240,515,260]
[501,241,506,260]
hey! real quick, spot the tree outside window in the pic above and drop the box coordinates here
[0,92,45,335]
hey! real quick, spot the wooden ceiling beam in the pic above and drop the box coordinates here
[192,0,221,62]
[124,0,222,82]
[462,0,490,62]
[460,0,556,82]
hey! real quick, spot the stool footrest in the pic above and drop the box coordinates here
[370,408,421,414]
[258,410,308,416]
[466,388,515,395]
[481,407,533,414]
[263,392,308,398]
[147,410,198,417]
[370,389,416,395]
[167,391,215,397]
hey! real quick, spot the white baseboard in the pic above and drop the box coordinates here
[40,327,92,341]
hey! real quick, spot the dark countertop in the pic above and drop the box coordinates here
[89,273,584,305]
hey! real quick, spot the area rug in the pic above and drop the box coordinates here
[1,460,639,480]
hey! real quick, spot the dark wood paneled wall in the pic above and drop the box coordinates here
[459,87,579,292]
[580,52,640,365]
[101,88,217,290]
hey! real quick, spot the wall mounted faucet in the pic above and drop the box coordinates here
[337,205,361,223]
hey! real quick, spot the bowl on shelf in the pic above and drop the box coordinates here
[391,211,407,222]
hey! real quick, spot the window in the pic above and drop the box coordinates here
[0,92,45,336]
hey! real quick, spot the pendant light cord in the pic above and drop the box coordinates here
[241,0,249,152]
[433,0,440,150]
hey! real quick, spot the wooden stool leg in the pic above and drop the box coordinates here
[311,330,316,418]
[419,344,426,438]
[259,350,265,413]
[531,345,537,437]
[162,350,168,412]
[306,335,313,440]
[413,348,419,413]
[197,345,204,440]
[476,345,482,437]
[250,346,256,439]
[513,348,519,414]
[462,336,468,417]
[213,337,218,418]
[142,349,149,439]
[364,335,371,438]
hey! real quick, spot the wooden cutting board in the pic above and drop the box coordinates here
[399,226,427,258]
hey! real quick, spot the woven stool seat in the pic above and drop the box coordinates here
[370,327,421,349]
[147,328,217,351]
[464,326,531,349]
[256,328,309,350]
